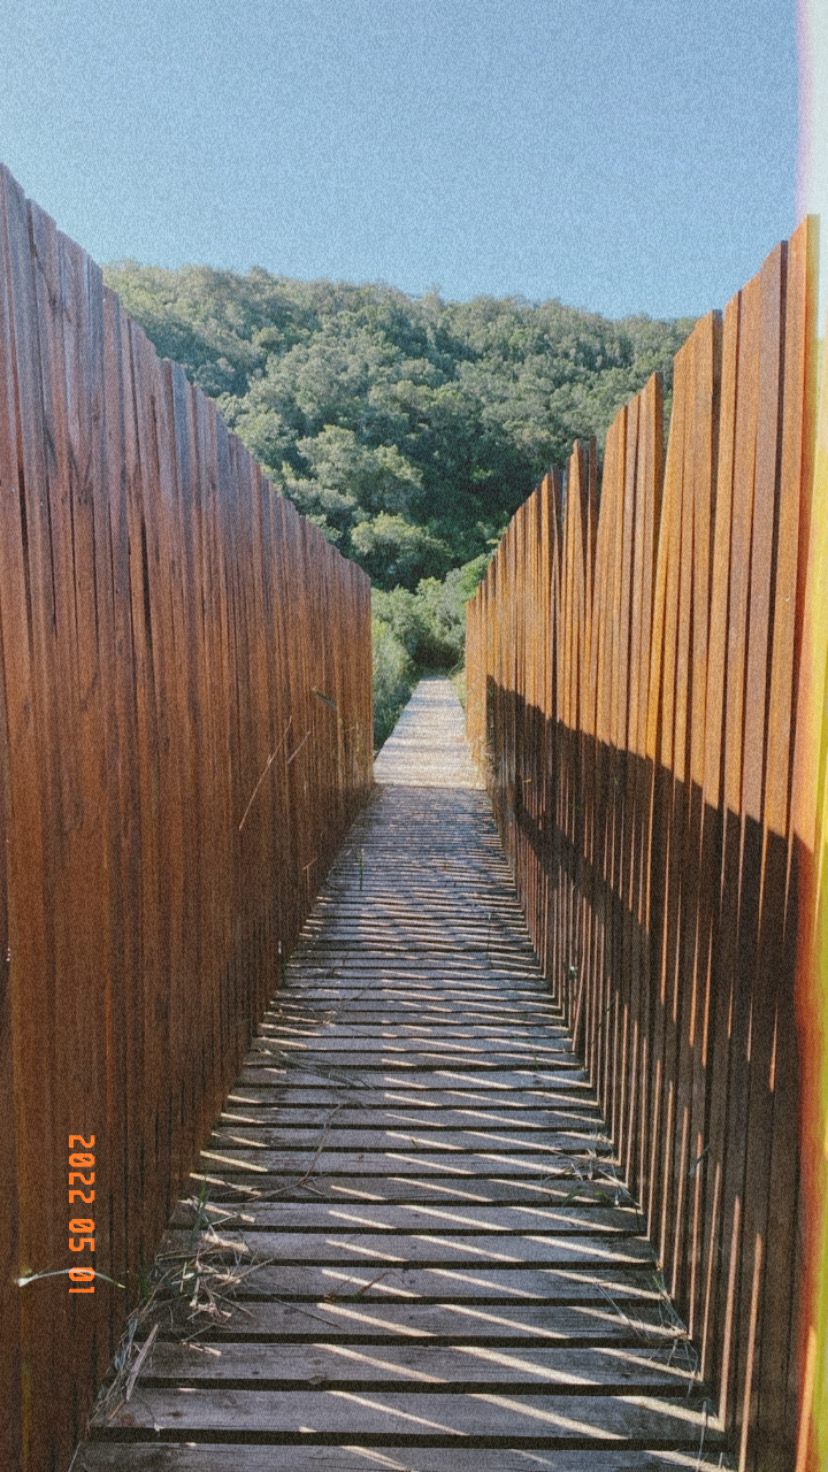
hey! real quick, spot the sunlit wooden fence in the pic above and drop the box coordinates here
[467,218,821,1471]
[0,164,373,1472]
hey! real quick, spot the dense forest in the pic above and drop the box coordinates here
[104,262,692,741]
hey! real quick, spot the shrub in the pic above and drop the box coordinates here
[372,616,414,750]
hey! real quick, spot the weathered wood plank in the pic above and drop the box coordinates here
[74,1449,731,1471]
[192,1173,633,1206]
[197,1147,614,1176]
[207,1126,609,1155]
[140,1297,691,1344]
[122,1339,700,1391]
[228,1083,598,1107]
[237,1065,590,1087]
[266,1005,564,1022]
[162,1228,654,1267]
[169,1201,642,1233]
[184,1262,663,1302]
[218,1104,604,1129]
[90,1387,720,1444]
[249,1041,577,1061]
[259,1021,572,1040]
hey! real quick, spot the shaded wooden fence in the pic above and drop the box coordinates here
[0,165,373,1472]
[467,218,821,1470]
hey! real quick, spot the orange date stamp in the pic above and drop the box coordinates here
[67,1133,96,1294]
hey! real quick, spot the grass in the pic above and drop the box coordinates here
[88,1193,280,1427]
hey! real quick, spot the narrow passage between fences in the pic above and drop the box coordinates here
[72,678,729,1472]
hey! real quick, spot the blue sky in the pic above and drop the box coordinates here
[0,0,800,320]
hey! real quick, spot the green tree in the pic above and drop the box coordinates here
[103,259,693,743]
[351,513,451,589]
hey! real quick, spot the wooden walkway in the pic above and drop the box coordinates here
[74,680,728,1470]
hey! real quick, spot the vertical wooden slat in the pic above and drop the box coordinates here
[1,166,66,1471]
[698,288,741,1390]
[623,374,663,1200]
[0,163,35,1472]
[645,330,686,1257]
[761,216,818,1472]
[678,310,720,1335]
[731,242,786,1467]
[714,266,762,1436]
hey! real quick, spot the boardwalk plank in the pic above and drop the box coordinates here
[134,1297,693,1343]
[194,1262,663,1301]
[217,1105,605,1128]
[227,1084,599,1107]
[111,1340,701,1390]
[169,1201,643,1232]
[207,1126,609,1153]
[197,1148,613,1175]
[162,1228,655,1266]
[74,1451,731,1471]
[91,1386,719,1444]
[192,1174,634,1206]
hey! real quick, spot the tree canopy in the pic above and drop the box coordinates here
[104,261,692,743]
[105,262,692,590]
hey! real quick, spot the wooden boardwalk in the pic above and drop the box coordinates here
[74,680,728,1470]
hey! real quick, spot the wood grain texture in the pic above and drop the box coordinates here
[72,1450,732,1472]
[0,164,372,1472]
[466,221,819,1471]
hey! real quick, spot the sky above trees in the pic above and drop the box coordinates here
[0,0,800,319]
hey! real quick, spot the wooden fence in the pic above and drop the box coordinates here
[466,218,821,1471]
[0,165,373,1472]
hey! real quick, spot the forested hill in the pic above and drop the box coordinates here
[104,263,691,586]
[104,262,692,742]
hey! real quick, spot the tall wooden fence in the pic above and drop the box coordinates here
[0,165,373,1472]
[466,218,821,1471]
